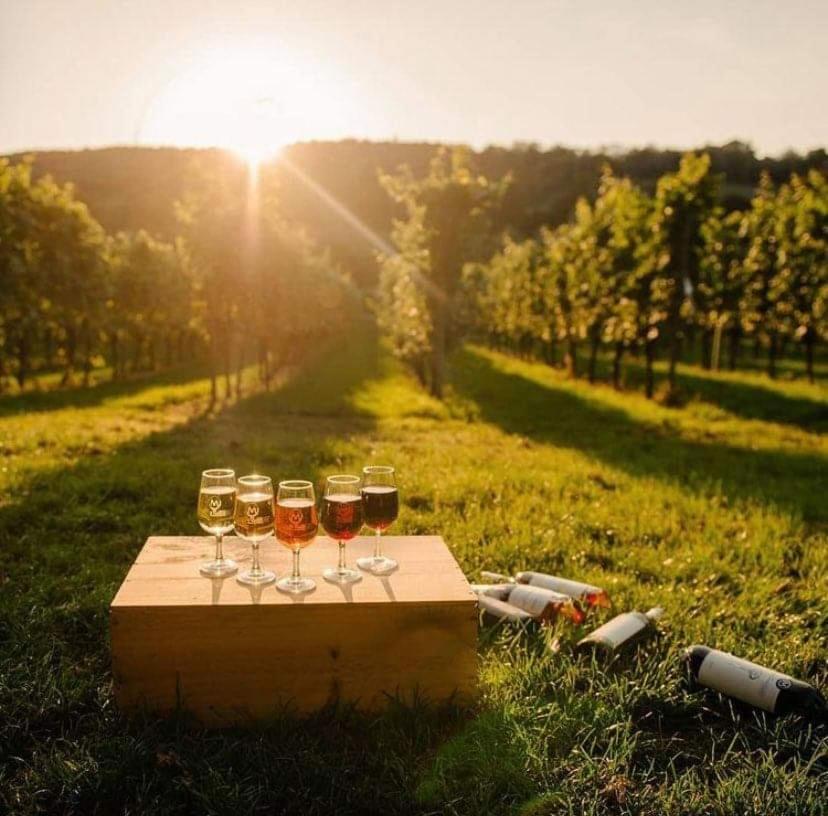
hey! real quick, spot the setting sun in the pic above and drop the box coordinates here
[140,46,355,162]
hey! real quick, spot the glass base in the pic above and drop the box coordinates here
[236,568,276,586]
[276,575,316,594]
[323,566,362,585]
[199,558,238,578]
[356,556,398,575]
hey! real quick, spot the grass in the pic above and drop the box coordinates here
[1,319,826,815]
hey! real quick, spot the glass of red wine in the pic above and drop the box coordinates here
[275,480,318,595]
[356,465,399,575]
[321,474,364,585]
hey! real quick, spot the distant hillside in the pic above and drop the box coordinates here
[7,140,826,286]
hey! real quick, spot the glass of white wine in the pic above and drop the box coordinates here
[197,468,238,577]
[234,474,277,587]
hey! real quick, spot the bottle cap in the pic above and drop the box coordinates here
[645,607,664,621]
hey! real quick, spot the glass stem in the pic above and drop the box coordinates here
[251,542,261,575]
[374,529,382,560]
[338,540,346,572]
[292,549,300,582]
[215,532,224,562]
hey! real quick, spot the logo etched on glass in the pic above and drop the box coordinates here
[336,503,355,523]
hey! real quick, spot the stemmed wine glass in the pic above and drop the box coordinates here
[234,474,276,586]
[356,465,399,575]
[275,480,318,594]
[197,468,238,577]
[321,474,363,585]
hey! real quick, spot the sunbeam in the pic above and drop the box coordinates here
[277,155,447,303]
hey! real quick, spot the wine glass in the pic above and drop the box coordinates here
[234,474,276,586]
[356,465,399,575]
[197,468,238,577]
[321,474,363,585]
[275,479,318,594]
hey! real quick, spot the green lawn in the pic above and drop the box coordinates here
[1,321,826,815]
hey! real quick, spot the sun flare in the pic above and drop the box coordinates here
[140,46,353,162]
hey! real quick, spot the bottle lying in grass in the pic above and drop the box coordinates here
[471,583,584,624]
[481,570,611,609]
[516,571,612,609]
[576,607,663,655]
[476,593,535,625]
[685,645,828,719]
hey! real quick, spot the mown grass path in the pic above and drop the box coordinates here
[1,324,826,815]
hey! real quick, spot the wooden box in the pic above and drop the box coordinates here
[110,535,478,724]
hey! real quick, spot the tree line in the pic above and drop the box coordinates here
[0,157,354,398]
[378,151,827,398]
[16,141,827,290]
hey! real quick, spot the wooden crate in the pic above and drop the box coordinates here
[110,535,478,725]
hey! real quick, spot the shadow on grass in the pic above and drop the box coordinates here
[618,360,828,433]
[238,318,383,419]
[568,348,827,432]
[676,369,828,432]
[451,347,827,523]
[0,364,212,418]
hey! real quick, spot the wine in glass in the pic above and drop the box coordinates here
[197,468,238,577]
[321,474,363,585]
[357,465,399,575]
[234,474,276,587]
[275,480,318,594]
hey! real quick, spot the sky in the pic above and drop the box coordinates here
[1,0,826,158]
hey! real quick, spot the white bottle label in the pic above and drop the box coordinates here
[522,573,599,598]
[697,650,791,712]
[479,595,533,621]
[508,585,568,617]
[470,584,512,601]
[585,613,647,648]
